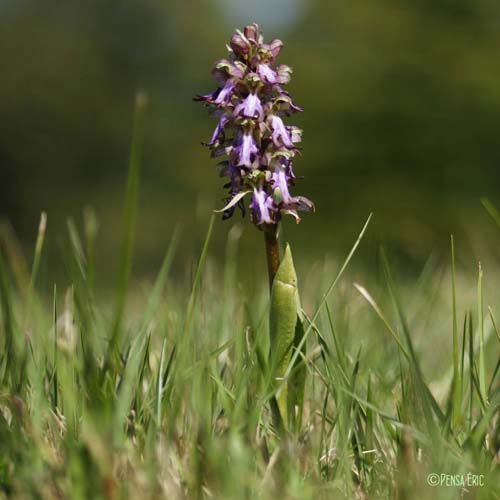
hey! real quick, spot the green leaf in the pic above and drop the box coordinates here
[213,190,252,213]
[288,313,306,430]
[269,243,299,428]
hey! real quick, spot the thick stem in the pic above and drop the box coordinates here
[264,225,280,290]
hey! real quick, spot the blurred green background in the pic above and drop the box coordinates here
[1,0,500,282]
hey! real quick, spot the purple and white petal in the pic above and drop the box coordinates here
[270,115,293,148]
[214,79,236,105]
[289,126,302,143]
[271,168,293,204]
[262,39,283,62]
[236,132,259,167]
[235,93,264,120]
[209,116,229,145]
[194,88,219,103]
[276,65,292,85]
[251,189,275,225]
[258,63,278,84]
[230,30,251,56]
[244,24,259,44]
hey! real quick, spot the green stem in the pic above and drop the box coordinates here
[264,225,280,290]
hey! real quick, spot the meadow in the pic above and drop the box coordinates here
[1,108,500,499]
[2,1,500,498]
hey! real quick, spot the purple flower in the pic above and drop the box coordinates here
[271,168,293,204]
[230,30,251,57]
[270,115,293,148]
[262,39,283,62]
[244,24,261,44]
[235,131,259,167]
[273,92,303,114]
[235,93,264,120]
[251,189,275,225]
[271,167,315,222]
[276,65,292,85]
[258,63,278,84]
[214,79,236,105]
[209,115,229,145]
[213,59,245,83]
[196,23,314,227]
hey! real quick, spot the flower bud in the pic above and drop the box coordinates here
[230,30,251,57]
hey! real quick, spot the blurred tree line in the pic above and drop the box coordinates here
[1,0,500,279]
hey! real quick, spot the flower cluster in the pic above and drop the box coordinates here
[195,23,314,226]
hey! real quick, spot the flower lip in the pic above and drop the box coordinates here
[209,115,229,145]
[251,188,275,225]
[235,93,264,120]
[257,63,278,84]
[270,115,294,148]
[272,168,293,204]
[214,79,236,105]
[265,39,283,61]
[235,131,259,167]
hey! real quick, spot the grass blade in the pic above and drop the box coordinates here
[283,214,372,382]
[184,215,215,337]
[109,92,148,354]
[488,306,500,347]
[481,197,500,228]
[477,262,486,403]
[30,212,47,289]
[451,235,461,430]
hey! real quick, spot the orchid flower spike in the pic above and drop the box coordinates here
[195,23,314,227]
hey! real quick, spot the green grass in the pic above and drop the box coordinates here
[1,106,500,499]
